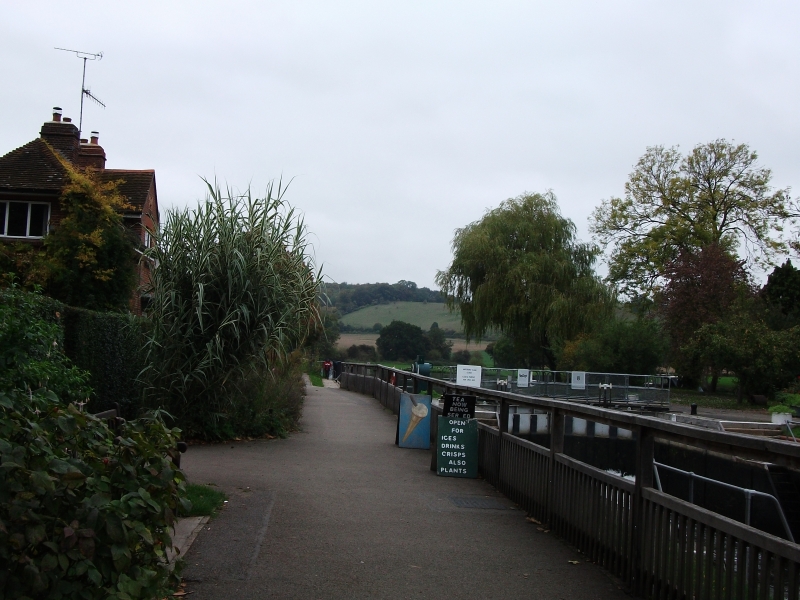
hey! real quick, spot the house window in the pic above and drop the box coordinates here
[0,201,50,238]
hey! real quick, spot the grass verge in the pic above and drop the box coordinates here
[184,484,227,518]
[308,371,324,387]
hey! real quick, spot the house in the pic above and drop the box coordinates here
[0,107,159,313]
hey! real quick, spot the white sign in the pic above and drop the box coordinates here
[571,371,586,390]
[517,369,529,388]
[456,365,482,388]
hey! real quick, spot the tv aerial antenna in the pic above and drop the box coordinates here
[54,47,105,137]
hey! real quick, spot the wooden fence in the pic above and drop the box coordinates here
[339,362,800,599]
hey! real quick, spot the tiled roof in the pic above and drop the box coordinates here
[0,138,68,192]
[0,136,156,217]
[98,170,155,212]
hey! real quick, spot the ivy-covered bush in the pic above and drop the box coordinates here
[0,389,187,599]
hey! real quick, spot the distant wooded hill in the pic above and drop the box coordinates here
[322,280,443,315]
[339,301,462,333]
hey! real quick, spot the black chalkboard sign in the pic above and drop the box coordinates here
[442,394,476,419]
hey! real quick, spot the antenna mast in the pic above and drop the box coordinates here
[54,47,105,137]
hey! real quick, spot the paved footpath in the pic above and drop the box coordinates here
[180,384,629,599]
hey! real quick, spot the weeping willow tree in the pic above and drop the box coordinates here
[436,192,612,369]
[142,180,321,438]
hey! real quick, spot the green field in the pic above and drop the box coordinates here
[340,302,463,332]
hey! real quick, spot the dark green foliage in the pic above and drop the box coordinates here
[225,357,306,439]
[451,349,472,364]
[763,260,800,314]
[426,323,452,361]
[0,287,90,403]
[1,286,149,416]
[346,344,378,362]
[0,242,51,289]
[686,306,800,400]
[559,317,667,374]
[0,390,187,599]
[61,307,148,417]
[485,336,524,368]
[323,280,442,315]
[376,321,431,361]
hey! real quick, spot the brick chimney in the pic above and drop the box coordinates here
[40,107,79,161]
[76,130,106,170]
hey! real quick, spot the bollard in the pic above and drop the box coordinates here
[690,403,698,415]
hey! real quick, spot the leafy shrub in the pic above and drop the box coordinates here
[0,287,90,403]
[768,404,793,414]
[775,392,800,407]
[226,355,306,439]
[0,389,187,599]
[451,349,471,364]
[346,344,378,362]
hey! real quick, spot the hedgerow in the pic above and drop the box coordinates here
[0,286,188,599]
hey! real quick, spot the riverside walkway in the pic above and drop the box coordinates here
[180,383,629,599]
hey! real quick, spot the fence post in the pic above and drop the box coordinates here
[546,408,565,526]
[631,425,654,594]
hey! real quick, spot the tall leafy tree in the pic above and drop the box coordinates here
[762,260,800,317]
[659,244,751,388]
[376,320,430,361]
[558,316,666,375]
[591,140,794,299]
[436,192,612,369]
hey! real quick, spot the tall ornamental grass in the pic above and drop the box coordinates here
[142,180,321,438]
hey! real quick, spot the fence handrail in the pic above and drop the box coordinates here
[344,362,800,468]
[654,461,795,542]
[642,487,800,563]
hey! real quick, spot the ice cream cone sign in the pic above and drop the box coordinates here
[397,393,432,449]
[402,402,429,442]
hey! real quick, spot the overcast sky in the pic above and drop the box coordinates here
[2,1,798,288]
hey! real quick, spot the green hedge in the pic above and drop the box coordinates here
[61,307,148,417]
[1,287,148,417]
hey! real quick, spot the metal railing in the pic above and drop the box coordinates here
[653,462,795,543]
[339,362,800,600]
[429,367,671,409]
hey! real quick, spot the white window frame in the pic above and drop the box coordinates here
[0,201,51,238]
